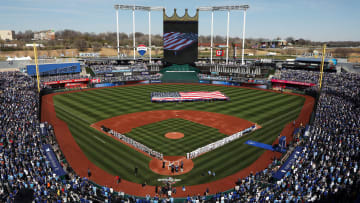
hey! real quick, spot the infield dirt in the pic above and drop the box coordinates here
[165,132,184,139]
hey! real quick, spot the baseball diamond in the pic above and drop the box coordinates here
[41,83,314,197]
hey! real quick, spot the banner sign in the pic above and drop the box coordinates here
[111,69,131,73]
[65,83,88,88]
[245,140,275,151]
[137,44,147,56]
[44,78,101,85]
[79,53,100,57]
[216,50,224,56]
[271,79,316,87]
[42,144,67,176]
[90,79,101,83]
[273,146,303,180]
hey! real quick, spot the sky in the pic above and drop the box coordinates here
[1,0,360,41]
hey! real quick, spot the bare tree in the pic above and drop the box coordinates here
[74,39,88,51]
[333,48,352,58]
[92,42,102,52]
[286,37,294,44]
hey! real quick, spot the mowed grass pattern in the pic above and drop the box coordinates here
[52,84,305,186]
[125,118,226,156]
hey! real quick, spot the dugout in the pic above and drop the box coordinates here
[43,78,100,89]
[271,79,316,91]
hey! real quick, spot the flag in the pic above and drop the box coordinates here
[179,91,227,100]
[163,32,198,51]
[151,91,228,102]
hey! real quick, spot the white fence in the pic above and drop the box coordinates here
[186,125,256,159]
[109,129,163,160]
[107,125,257,161]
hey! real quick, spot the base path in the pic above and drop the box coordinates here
[41,83,315,198]
[165,132,184,139]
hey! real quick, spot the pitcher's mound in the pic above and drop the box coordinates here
[165,132,184,139]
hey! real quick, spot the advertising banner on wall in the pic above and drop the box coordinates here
[216,50,224,56]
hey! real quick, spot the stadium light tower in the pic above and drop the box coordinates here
[114,5,163,61]
[198,5,249,65]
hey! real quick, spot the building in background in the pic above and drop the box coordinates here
[260,39,287,48]
[33,30,55,40]
[0,30,15,41]
[271,39,287,48]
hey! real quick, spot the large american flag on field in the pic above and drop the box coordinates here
[163,32,198,51]
[151,91,228,102]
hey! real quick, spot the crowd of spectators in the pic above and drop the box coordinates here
[214,70,359,202]
[273,69,320,84]
[198,74,232,81]
[40,73,88,83]
[0,72,155,202]
[96,75,161,83]
[90,65,115,74]
[88,63,148,74]
[0,69,359,202]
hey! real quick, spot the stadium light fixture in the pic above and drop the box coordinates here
[114,5,164,61]
[198,5,249,65]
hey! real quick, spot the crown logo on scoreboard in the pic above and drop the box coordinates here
[163,8,199,21]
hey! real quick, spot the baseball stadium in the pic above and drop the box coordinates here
[0,2,360,203]
[41,83,313,195]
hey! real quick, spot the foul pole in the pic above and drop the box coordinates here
[318,44,326,89]
[33,43,41,93]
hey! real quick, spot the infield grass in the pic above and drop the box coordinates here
[125,118,226,156]
[52,84,305,186]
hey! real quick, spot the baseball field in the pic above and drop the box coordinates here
[42,84,314,196]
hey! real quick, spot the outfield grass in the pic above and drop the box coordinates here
[125,118,226,156]
[53,84,305,186]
